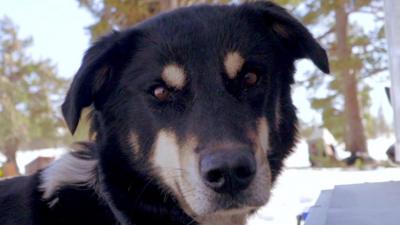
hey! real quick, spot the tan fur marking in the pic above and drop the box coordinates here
[272,23,290,39]
[129,132,140,154]
[257,117,270,154]
[161,64,186,89]
[224,52,245,79]
[152,131,201,217]
[152,130,181,193]
[93,66,110,92]
[177,136,200,215]
[199,211,248,225]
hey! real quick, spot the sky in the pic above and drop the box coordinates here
[0,0,394,127]
[0,0,95,78]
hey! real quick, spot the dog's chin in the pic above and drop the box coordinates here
[181,190,270,220]
[209,196,266,215]
[206,202,260,216]
[187,197,266,225]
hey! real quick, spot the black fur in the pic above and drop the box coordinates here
[0,2,328,225]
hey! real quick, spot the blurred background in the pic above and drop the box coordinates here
[0,1,398,225]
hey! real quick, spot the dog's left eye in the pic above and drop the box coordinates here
[153,86,170,101]
[243,72,259,87]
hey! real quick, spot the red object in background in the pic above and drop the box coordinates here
[25,157,54,175]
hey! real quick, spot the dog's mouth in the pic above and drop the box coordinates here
[210,197,261,214]
[178,184,261,210]
[180,189,268,224]
[210,188,269,211]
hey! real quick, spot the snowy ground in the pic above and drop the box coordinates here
[16,148,66,174]
[247,167,400,225]
[247,136,398,225]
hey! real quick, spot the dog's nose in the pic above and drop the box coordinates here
[200,148,256,194]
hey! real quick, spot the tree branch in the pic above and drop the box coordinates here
[317,27,335,42]
[362,67,389,78]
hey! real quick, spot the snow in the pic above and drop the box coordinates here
[0,152,5,164]
[247,167,400,225]
[284,139,311,168]
[16,148,66,174]
[248,135,398,225]
[367,136,395,161]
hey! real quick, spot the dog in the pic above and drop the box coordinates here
[0,1,329,225]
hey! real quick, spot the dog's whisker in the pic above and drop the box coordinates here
[185,218,197,225]
[133,176,157,203]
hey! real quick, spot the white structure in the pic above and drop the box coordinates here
[384,0,400,162]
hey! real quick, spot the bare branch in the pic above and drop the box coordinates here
[362,67,389,78]
[317,27,335,42]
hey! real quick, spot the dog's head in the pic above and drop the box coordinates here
[62,1,328,221]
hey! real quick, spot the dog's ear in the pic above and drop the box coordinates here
[250,1,330,74]
[62,31,133,134]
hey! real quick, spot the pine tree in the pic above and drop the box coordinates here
[78,0,230,39]
[0,17,67,175]
[274,0,387,154]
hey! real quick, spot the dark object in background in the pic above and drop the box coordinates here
[344,152,375,167]
[385,87,391,105]
[385,87,397,163]
[307,128,339,167]
[386,144,396,162]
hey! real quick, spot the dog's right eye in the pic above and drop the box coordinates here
[153,86,170,101]
[243,72,259,87]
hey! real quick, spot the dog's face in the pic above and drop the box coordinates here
[62,2,328,221]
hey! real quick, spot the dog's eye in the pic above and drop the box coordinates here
[243,72,258,87]
[153,86,170,101]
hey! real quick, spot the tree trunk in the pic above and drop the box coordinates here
[335,1,368,154]
[3,137,20,176]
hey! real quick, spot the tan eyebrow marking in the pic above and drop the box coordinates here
[272,23,290,39]
[129,132,140,154]
[161,64,186,89]
[224,51,245,79]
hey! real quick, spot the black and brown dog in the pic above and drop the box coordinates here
[0,1,329,225]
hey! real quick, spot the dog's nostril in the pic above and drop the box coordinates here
[235,165,253,179]
[206,169,224,184]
